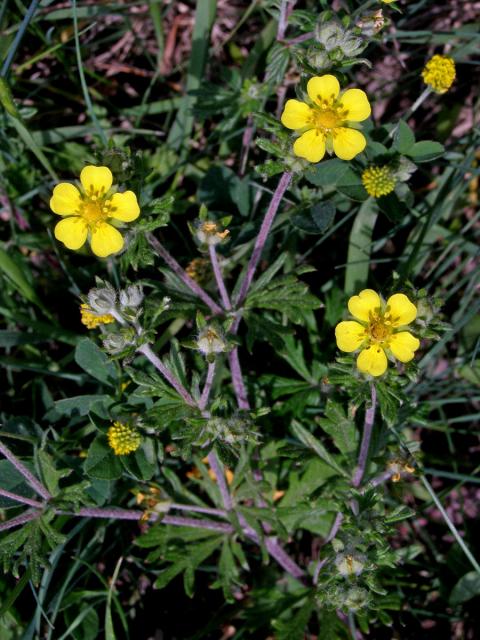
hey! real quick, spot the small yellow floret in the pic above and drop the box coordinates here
[362,166,396,198]
[107,422,141,455]
[421,55,456,94]
[80,303,114,329]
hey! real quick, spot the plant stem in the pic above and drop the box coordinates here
[233,171,292,307]
[420,475,480,574]
[199,360,216,411]
[0,510,39,532]
[0,0,40,77]
[137,343,196,407]
[162,515,233,534]
[352,383,377,488]
[207,450,233,511]
[170,503,227,518]
[0,488,44,509]
[313,511,344,584]
[148,234,223,315]
[60,507,233,533]
[228,348,250,410]
[208,245,231,310]
[0,441,51,501]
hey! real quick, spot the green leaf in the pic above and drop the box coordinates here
[37,450,70,497]
[83,437,122,481]
[449,571,480,605]
[75,338,117,386]
[51,395,112,418]
[344,198,378,296]
[393,120,416,154]
[291,420,348,478]
[406,140,444,163]
[317,399,357,455]
[336,166,369,201]
[305,159,349,187]
[273,598,314,640]
[291,201,336,234]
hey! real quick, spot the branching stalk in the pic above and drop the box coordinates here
[352,383,377,488]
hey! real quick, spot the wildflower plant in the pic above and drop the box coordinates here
[0,2,478,639]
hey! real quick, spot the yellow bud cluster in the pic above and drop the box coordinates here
[107,422,141,455]
[80,303,114,330]
[421,55,456,94]
[362,165,396,198]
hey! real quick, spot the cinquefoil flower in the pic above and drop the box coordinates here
[335,289,420,377]
[421,55,456,94]
[50,165,140,258]
[281,75,371,163]
[107,422,141,455]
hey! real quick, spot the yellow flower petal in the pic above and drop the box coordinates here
[50,183,81,215]
[109,191,140,222]
[80,166,113,196]
[338,89,371,122]
[307,75,340,106]
[385,293,417,327]
[54,216,88,250]
[335,321,367,352]
[357,346,388,377]
[281,99,313,130]
[348,289,381,322]
[90,222,124,258]
[388,331,420,363]
[293,129,326,163]
[332,127,366,160]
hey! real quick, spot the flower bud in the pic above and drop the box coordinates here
[195,220,229,246]
[196,327,227,356]
[316,19,345,52]
[103,329,135,355]
[356,10,385,37]
[107,421,141,455]
[342,587,369,611]
[87,283,117,315]
[119,284,144,309]
[335,553,365,577]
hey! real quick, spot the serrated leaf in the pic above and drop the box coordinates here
[75,338,117,386]
[317,400,357,455]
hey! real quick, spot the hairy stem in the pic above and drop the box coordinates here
[228,348,250,410]
[207,450,233,511]
[0,441,51,501]
[208,244,232,310]
[0,510,39,532]
[137,343,196,407]
[199,360,216,411]
[148,233,223,315]
[0,488,44,509]
[233,171,292,308]
[352,383,377,488]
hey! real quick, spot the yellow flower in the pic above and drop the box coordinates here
[107,421,141,455]
[335,289,420,377]
[421,55,456,94]
[280,75,371,163]
[50,165,140,258]
[362,165,396,198]
[80,303,114,329]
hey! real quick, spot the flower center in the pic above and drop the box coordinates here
[312,108,340,131]
[369,319,390,342]
[79,199,109,226]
